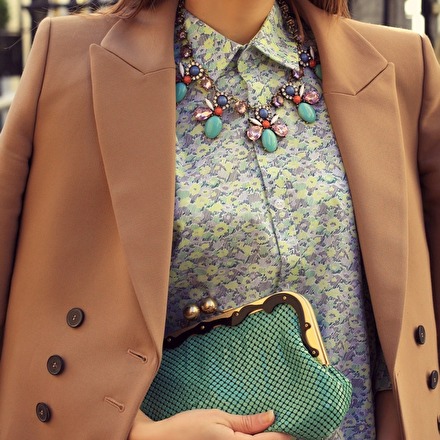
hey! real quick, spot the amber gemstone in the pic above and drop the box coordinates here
[234,101,247,115]
[200,77,213,90]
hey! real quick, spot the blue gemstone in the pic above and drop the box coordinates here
[189,65,200,77]
[285,85,295,96]
[217,95,228,107]
[259,108,269,119]
[300,53,310,63]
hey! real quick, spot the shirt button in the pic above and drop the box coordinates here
[47,355,64,376]
[428,370,439,390]
[274,199,286,210]
[415,325,426,345]
[36,402,51,423]
[66,308,85,328]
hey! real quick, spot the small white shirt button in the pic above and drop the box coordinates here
[274,199,286,210]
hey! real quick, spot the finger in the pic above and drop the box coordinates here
[226,410,276,435]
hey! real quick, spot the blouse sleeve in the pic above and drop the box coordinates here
[0,18,51,356]
[417,34,440,359]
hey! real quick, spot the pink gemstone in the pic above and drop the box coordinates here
[247,125,263,141]
[272,122,288,137]
[272,95,284,108]
[200,77,213,90]
[178,30,187,40]
[234,101,247,115]
[193,107,213,121]
[181,46,192,58]
[304,89,320,105]
[292,68,305,80]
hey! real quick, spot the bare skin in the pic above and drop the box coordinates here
[185,0,275,44]
[128,1,404,438]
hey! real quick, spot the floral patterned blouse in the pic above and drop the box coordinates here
[169,3,391,438]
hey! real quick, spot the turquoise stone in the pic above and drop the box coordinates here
[205,116,222,139]
[262,129,278,152]
[298,102,316,123]
[176,82,187,103]
[315,64,322,80]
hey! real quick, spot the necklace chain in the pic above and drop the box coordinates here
[175,0,323,152]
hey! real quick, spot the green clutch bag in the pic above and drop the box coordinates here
[141,291,352,440]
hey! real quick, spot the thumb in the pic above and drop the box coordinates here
[227,410,275,434]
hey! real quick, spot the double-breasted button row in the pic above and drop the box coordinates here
[413,324,439,392]
[36,308,85,423]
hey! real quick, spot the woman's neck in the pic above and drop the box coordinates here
[184,0,276,44]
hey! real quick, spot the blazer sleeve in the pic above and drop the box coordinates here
[417,34,440,356]
[0,18,51,356]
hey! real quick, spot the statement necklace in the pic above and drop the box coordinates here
[175,0,323,152]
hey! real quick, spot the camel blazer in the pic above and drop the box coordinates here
[0,0,439,438]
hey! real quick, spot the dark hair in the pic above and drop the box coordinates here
[108,0,350,20]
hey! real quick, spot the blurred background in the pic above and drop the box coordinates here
[0,0,439,129]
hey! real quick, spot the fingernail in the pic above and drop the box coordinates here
[259,410,275,424]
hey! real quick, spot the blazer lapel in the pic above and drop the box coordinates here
[90,0,179,353]
[297,0,408,369]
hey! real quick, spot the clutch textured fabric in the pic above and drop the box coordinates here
[141,292,352,440]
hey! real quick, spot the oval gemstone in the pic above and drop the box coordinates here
[205,116,222,139]
[189,65,200,77]
[217,95,228,107]
[272,122,288,137]
[193,107,212,121]
[176,82,187,103]
[285,85,295,97]
[315,64,323,80]
[300,52,310,63]
[262,129,278,152]
[200,77,213,90]
[247,125,263,141]
[298,102,316,123]
[304,89,320,105]
[259,108,269,119]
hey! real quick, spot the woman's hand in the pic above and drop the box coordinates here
[128,409,292,440]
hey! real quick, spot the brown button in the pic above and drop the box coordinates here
[429,370,439,390]
[36,402,51,423]
[47,355,64,376]
[66,308,84,328]
[415,325,426,345]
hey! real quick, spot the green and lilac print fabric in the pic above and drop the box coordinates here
[168,3,391,438]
